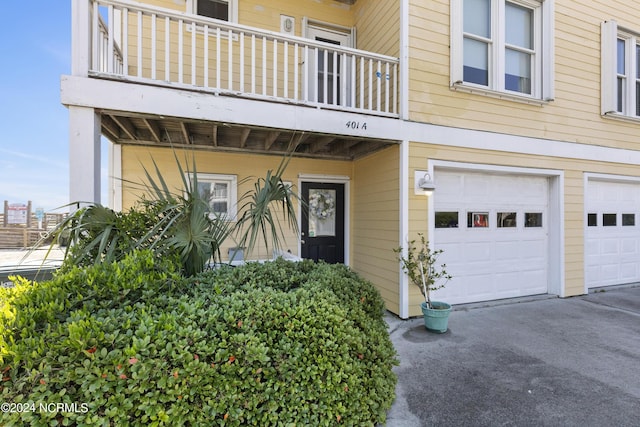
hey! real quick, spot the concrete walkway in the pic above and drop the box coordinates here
[0,247,64,282]
[385,287,640,426]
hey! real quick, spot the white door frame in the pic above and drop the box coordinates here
[303,18,355,105]
[427,160,565,298]
[298,173,351,266]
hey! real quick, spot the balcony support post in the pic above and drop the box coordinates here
[72,0,92,76]
[69,106,102,208]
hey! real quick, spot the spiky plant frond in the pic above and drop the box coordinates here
[236,155,299,257]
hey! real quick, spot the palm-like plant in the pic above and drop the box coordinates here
[137,152,236,276]
[235,156,299,256]
[42,150,300,277]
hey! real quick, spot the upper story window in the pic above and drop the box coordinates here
[187,0,238,23]
[601,21,640,120]
[451,0,554,103]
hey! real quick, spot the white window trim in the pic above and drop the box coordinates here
[601,20,640,122]
[186,0,238,23]
[450,0,554,104]
[188,173,238,220]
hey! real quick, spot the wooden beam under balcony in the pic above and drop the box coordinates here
[110,115,137,140]
[101,116,121,142]
[180,123,191,144]
[349,140,388,158]
[212,125,218,146]
[309,136,336,154]
[264,131,280,150]
[143,118,162,143]
[239,128,251,148]
[329,139,361,157]
[92,109,397,160]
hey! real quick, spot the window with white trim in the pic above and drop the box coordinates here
[451,0,554,102]
[601,21,640,118]
[187,0,238,23]
[190,173,238,219]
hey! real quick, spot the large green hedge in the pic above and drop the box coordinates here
[0,252,397,426]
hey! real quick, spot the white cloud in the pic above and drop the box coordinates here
[0,148,67,170]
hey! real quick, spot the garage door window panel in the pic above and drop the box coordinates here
[525,212,542,227]
[497,212,517,228]
[622,213,635,226]
[468,212,489,228]
[435,211,460,228]
[587,213,598,226]
[603,213,617,226]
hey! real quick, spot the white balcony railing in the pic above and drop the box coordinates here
[87,0,399,117]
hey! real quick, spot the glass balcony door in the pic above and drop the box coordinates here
[306,24,353,106]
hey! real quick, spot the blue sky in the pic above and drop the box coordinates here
[0,3,107,212]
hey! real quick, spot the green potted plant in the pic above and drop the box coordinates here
[394,233,453,333]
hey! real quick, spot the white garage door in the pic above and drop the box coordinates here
[585,179,640,288]
[433,170,549,304]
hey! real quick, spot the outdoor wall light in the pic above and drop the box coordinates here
[414,171,436,196]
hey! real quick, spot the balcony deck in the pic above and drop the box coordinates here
[74,0,401,159]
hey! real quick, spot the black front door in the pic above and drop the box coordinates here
[301,182,345,264]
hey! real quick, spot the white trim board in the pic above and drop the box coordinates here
[108,141,122,211]
[63,74,640,166]
[399,140,410,318]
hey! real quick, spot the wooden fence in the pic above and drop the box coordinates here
[0,213,68,249]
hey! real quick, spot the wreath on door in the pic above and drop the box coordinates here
[309,190,336,221]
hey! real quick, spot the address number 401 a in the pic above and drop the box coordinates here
[345,121,367,130]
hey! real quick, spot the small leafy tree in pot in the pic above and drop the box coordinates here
[394,233,452,309]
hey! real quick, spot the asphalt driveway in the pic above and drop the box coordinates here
[385,286,640,426]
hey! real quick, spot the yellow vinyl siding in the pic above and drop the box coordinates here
[353,0,399,58]
[240,0,354,33]
[120,145,352,261]
[408,0,640,151]
[135,0,355,30]
[352,146,400,314]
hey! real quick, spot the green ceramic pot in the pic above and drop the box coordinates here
[420,301,452,333]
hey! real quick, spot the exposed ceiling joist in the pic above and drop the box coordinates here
[110,115,137,140]
[290,132,311,151]
[329,139,361,156]
[143,118,162,143]
[212,125,218,146]
[349,140,385,158]
[309,136,335,153]
[240,128,251,148]
[264,131,280,150]
[101,116,121,141]
[97,114,397,160]
[180,123,191,144]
